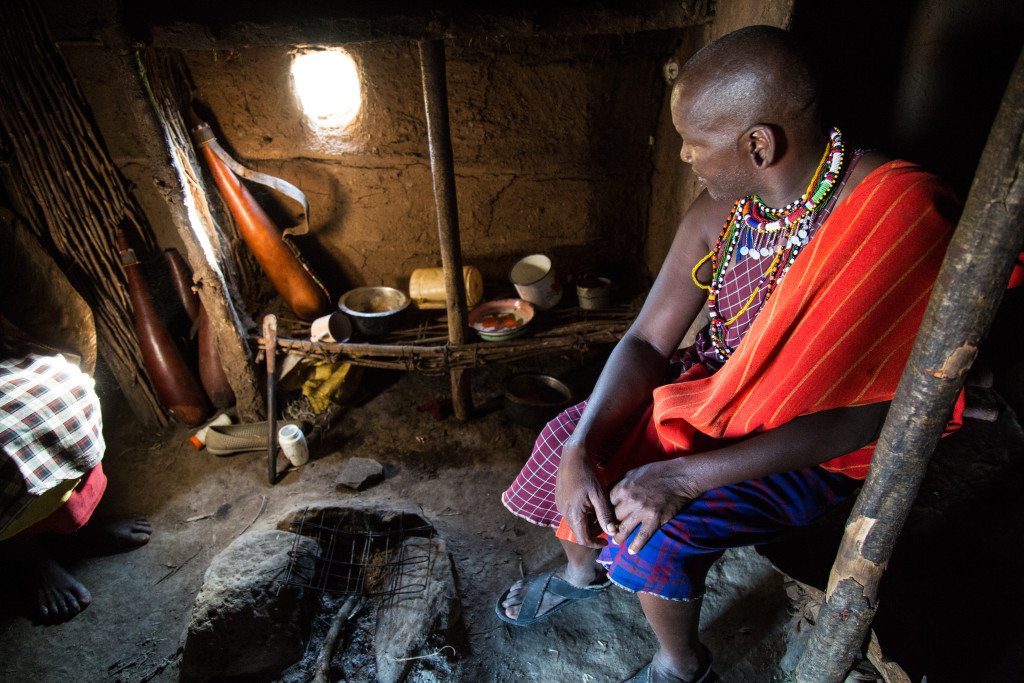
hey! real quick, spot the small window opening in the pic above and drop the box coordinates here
[291,48,362,131]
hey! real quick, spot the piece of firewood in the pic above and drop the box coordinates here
[311,595,360,683]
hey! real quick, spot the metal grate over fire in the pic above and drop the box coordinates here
[276,506,458,683]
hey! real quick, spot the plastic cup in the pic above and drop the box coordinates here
[510,254,562,310]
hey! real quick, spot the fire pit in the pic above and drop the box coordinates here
[181,505,460,683]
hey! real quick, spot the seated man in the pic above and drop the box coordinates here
[0,328,152,624]
[0,209,152,624]
[496,25,963,682]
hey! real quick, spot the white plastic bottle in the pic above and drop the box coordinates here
[277,424,309,467]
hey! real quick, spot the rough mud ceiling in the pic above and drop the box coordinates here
[127,0,712,48]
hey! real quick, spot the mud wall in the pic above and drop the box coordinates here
[790,0,1023,198]
[32,0,1023,306]
[178,34,678,299]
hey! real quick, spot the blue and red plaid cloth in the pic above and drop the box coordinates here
[595,466,857,599]
[0,353,104,535]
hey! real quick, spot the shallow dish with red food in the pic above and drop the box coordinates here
[468,298,535,341]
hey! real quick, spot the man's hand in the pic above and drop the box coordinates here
[555,445,618,548]
[610,459,702,555]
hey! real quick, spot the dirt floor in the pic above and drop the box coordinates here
[3,350,1021,682]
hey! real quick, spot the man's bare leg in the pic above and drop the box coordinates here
[637,593,710,682]
[501,538,605,620]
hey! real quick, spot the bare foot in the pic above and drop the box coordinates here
[501,562,606,621]
[75,517,152,554]
[34,558,92,624]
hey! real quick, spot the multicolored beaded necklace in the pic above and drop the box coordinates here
[692,127,846,361]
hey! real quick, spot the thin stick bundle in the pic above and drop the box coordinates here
[0,1,165,423]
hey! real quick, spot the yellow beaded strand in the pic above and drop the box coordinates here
[691,250,714,291]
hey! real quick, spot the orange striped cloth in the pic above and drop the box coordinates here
[645,161,963,479]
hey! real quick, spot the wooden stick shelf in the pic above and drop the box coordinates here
[258,304,635,373]
[258,305,633,484]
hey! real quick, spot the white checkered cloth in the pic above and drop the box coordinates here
[0,353,104,533]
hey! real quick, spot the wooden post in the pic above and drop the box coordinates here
[263,315,279,486]
[418,39,473,420]
[796,46,1024,682]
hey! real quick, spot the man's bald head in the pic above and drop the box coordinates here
[672,26,820,136]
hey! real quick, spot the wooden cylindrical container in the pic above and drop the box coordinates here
[409,266,483,309]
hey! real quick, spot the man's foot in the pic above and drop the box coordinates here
[498,563,609,625]
[72,516,152,555]
[33,558,92,624]
[630,647,714,683]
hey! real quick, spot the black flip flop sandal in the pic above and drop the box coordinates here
[495,570,611,627]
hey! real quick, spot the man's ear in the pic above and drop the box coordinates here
[743,124,779,169]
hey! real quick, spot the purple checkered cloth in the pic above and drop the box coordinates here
[691,149,864,370]
[1,353,104,533]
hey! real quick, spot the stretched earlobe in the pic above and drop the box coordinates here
[745,125,776,169]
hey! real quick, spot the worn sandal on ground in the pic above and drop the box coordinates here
[495,570,611,626]
[205,421,300,456]
[625,655,715,683]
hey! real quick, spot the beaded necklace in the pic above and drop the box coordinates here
[696,127,845,361]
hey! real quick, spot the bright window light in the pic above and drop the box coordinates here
[291,49,361,130]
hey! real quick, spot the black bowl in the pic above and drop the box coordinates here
[503,373,573,429]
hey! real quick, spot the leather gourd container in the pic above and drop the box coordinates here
[189,111,330,321]
[164,249,236,409]
[118,230,210,426]
[197,306,236,409]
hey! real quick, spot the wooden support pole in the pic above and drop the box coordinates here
[418,39,473,420]
[263,315,278,486]
[796,45,1024,682]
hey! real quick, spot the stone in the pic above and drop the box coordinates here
[374,537,460,683]
[181,530,319,681]
[337,456,385,491]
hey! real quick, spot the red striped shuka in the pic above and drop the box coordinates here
[550,161,966,546]
[650,160,965,480]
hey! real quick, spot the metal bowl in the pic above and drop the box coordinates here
[503,373,573,429]
[338,286,410,337]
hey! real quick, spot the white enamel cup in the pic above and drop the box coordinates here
[576,276,612,310]
[309,311,353,343]
[510,254,563,310]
